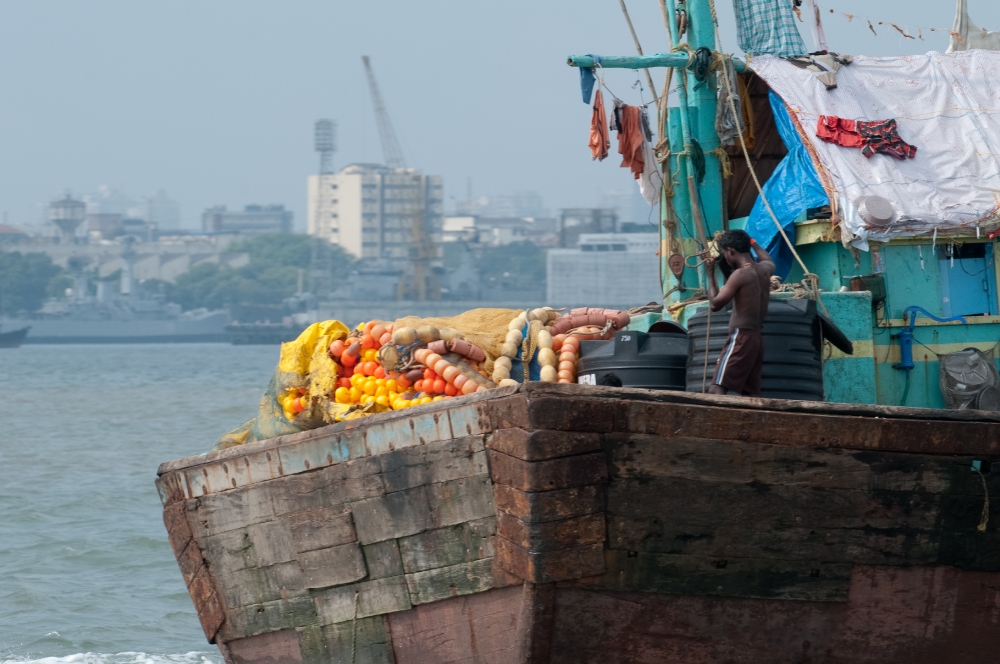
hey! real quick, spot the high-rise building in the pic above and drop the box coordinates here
[307,164,443,261]
[201,205,293,234]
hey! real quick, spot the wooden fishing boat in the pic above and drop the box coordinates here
[157,382,1000,663]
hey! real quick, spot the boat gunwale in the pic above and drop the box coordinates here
[158,382,1000,477]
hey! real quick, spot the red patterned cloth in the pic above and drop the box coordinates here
[817,115,917,160]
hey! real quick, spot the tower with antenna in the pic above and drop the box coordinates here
[314,119,337,175]
[308,119,338,299]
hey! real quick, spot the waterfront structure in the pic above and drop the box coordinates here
[201,205,293,235]
[547,232,661,307]
[557,208,618,248]
[49,195,87,244]
[307,164,443,261]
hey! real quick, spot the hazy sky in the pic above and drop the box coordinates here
[0,0,986,231]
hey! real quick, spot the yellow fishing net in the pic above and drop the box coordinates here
[216,320,350,450]
[394,307,521,374]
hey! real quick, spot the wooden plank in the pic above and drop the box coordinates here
[200,529,258,573]
[222,596,319,641]
[217,562,308,608]
[156,472,187,506]
[497,512,605,553]
[625,400,1000,456]
[247,520,297,566]
[190,485,277,538]
[488,428,603,462]
[298,616,395,664]
[427,475,496,528]
[313,576,412,625]
[496,538,604,584]
[570,549,852,602]
[187,565,226,643]
[350,486,433,545]
[489,450,608,493]
[362,540,405,580]
[404,557,495,605]
[289,510,356,553]
[605,475,946,565]
[397,517,496,574]
[490,395,617,433]
[601,433,997,494]
[176,539,204,588]
[515,582,555,664]
[380,435,488,493]
[269,458,384,517]
[224,629,303,664]
[298,543,367,589]
[549,567,1000,664]
[515,380,1000,425]
[386,585,523,664]
[493,483,606,524]
[163,501,194,558]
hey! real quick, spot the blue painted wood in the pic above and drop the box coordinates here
[567,53,747,72]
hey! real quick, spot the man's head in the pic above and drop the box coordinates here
[716,230,753,269]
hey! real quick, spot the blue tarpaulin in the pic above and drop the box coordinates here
[746,91,828,279]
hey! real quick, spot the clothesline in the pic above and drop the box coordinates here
[796,3,997,43]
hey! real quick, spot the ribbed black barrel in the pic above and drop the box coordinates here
[577,330,688,390]
[686,299,824,400]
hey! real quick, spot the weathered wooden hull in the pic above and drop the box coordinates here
[157,383,1000,663]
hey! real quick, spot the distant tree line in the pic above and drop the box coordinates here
[167,234,356,311]
[0,252,70,315]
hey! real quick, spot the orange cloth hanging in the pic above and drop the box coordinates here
[589,89,610,161]
[617,104,645,178]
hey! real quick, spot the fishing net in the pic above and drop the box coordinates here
[939,346,999,410]
[215,320,351,450]
[394,308,521,375]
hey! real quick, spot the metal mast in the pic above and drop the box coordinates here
[361,56,406,168]
[314,119,337,175]
[308,119,338,300]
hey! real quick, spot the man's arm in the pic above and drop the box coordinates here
[706,260,746,311]
[751,239,776,277]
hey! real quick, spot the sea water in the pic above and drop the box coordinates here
[0,344,281,664]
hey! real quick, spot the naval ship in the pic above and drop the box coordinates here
[3,259,228,344]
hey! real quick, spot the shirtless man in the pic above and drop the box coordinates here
[705,230,775,397]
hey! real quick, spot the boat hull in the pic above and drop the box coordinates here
[0,326,29,348]
[157,383,1000,663]
[4,311,229,343]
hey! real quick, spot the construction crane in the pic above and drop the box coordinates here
[362,56,406,169]
[361,55,440,301]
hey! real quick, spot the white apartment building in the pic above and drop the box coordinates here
[547,233,662,307]
[308,164,443,261]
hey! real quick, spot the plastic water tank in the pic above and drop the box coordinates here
[577,329,688,390]
[686,299,824,400]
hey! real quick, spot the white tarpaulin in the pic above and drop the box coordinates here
[752,51,1000,244]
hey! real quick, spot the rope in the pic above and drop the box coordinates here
[702,306,712,392]
[706,0,830,318]
[618,0,658,100]
[708,146,732,178]
[351,590,359,664]
[976,468,990,533]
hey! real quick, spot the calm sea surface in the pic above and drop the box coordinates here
[0,344,281,664]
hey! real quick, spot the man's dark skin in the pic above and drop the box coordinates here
[705,240,776,395]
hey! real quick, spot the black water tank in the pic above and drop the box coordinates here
[686,298,824,400]
[577,329,688,390]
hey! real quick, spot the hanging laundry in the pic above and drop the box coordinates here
[610,99,622,133]
[715,57,744,146]
[640,107,654,144]
[785,52,853,90]
[948,0,1000,52]
[803,0,829,52]
[617,104,645,178]
[589,89,610,161]
[638,107,660,205]
[579,54,602,104]
[816,116,917,160]
[733,0,808,58]
[638,138,661,206]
